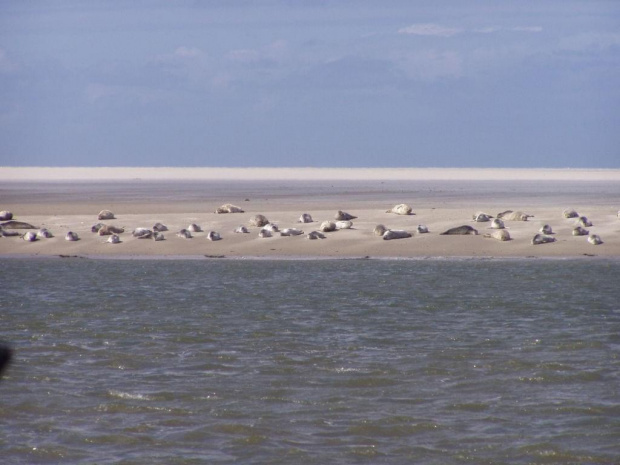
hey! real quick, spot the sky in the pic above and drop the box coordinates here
[0,1,619,168]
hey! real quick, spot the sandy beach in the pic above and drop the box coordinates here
[1,167,619,259]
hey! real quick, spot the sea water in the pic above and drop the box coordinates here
[1,258,619,464]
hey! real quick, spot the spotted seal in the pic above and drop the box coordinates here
[572,226,589,236]
[22,231,38,242]
[250,214,270,227]
[234,225,249,233]
[263,223,279,233]
[258,228,272,238]
[386,204,413,215]
[416,225,429,234]
[36,228,53,239]
[215,204,244,214]
[491,218,505,229]
[575,216,592,227]
[0,211,13,221]
[383,229,412,240]
[373,224,387,236]
[440,225,478,235]
[153,223,168,232]
[132,228,152,238]
[563,208,579,219]
[280,228,304,236]
[177,229,192,239]
[65,231,79,241]
[320,221,337,232]
[335,210,357,221]
[483,230,511,241]
[587,234,603,245]
[335,220,353,230]
[472,212,492,222]
[207,231,221,241]
[497,211,533,221]
[98,210,115,220]
[106,234,121,244]
[91,223,105,233]
[0,220,37,229]
[188,223,202,233]
[307,231,326,240]
[531,233,555,245]
[99,225,125,236]
[298,213,314,223]
[539,224,553,235]
[153,232,165,241]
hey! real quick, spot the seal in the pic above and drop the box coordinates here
[0,211,13,221]
[298,213,314,223]
[307,231,326,240]
[250,214,270,227]
[188,223,202,233]
[153,223,168,232]
[0,227,19,237]
[335,220,353,230]
[383,229,412,240]
[0,220,37,229]
[99,225,125,236]
[335,210,357,221]
[153,232,165,241]
[539,224,553,234]
[572,226,589,236]
[320,221,337,232]
[91,223,106,233]
[37,228,53,239]
[215,204,244,214]
[386,204,413,215]
[176,229,192,239]
[491,218,505,229]
[497,211,533,221]
[98,210,115,220]
[417,225,429,234]
[587,234,603,245]
[440,225,478,235]
[207,231,222,241]
[234,225,249,233]
[280,228,304,236]
[65,231,79,241]
[106,234,121,244]
[531,233,555,245]
[132,228,152,238]
[258,228,272,238]
[483,230,511,241]
[22,231,38,242]
[576,216,592,227]
[563,208,579,219]
[373,224,387,236]
[263,223,279,233]
[472,212,492,222]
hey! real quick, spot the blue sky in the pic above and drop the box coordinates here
[1,1,619,168]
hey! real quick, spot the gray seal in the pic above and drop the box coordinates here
[37,228,53,238]
[0,211,13,221]
[539,224,553,234]
[176,229,192,239]
[298,213,314,223]
[572,226,589,236]
[440,225,478,235]
[531,233,555,245]
[0,221,37,229]
[106,234,121,244]
[320,221,336,232]
[307,231,326,240]
[335,210,357,221]
[99,225,125,236]
[497,211,533,221]
[417,225,429,234]
[22,231,38,242]
[472,212,492,222]
[373,224,387,236]
[249,214,270,227]
[587,234,603,245]
[153,223,168,232]
[98,210,115,220]
[207,231,221,241]
[576,216,592,227]
[215,204,244,214]
[65,231,79,241]
[234,225,249,233]
[188,223,202,233]
[386,204,413,215]
[383,229,412,240]
[563,208,579,218]
[491,218,505,229]
[132,228,152,238]
[483,230,511,241]
[280,228,304,236]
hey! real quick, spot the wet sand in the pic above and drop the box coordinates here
[1,167,619,259]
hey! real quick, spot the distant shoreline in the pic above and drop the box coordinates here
[2,166,620,181]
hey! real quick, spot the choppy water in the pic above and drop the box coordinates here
[1,258,619,464]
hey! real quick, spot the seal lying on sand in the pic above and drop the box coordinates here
[490,218,505,229]
[98,210,115,220]
[563,208,579,218]
[374,224,387,236]
[132,228,152,238]
[207,231,221,241]
[0,211,13,221]
[258,229,272,238]
[573,226,589,236]
[234,225,249,233]
[153,232,165,241]
[0,227,20,237]
[417,225,429,234]
[386,204,412,215]
[335,210,357,221]
[37,228,53,238]
[587,234,603,245]
[177,229,192,239]
[280,228,304,236]
[335,220,353,230]
[91,223,105,233]
[576,216,593,227]
[298,213,313,223]
[497,211,533,221]
[539,224,553,234]
[472,212,492,222]
[307,231,326,240]
[320,221,337,232]
[383,229,412,240]
[188,223,202,233]
[483,230,511,241]
[65,231,79,241]
[215,204,244,214]
[0,221,37,229]
[22,231,38,242]
[99,225,125,236]
[153,223,168,232]
[106,234,121,244]
[531,234,555,245]
[250,214,270,227]
[440,225,478,235]
[263,223,279,233]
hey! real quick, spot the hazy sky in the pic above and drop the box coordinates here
[1,1,619,168]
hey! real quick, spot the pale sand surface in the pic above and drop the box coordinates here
[1,168,619,259]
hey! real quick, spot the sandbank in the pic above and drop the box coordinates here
[1,167,619,259]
